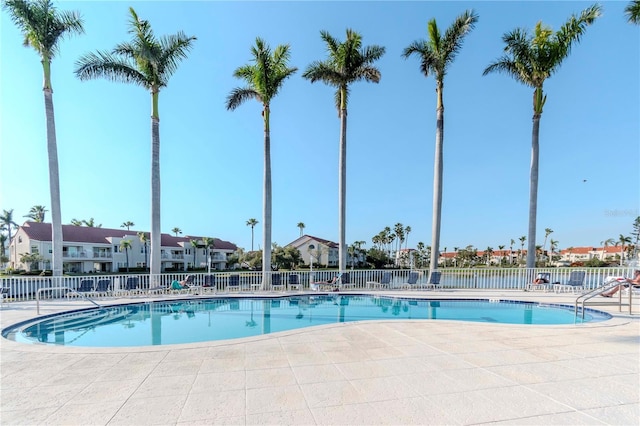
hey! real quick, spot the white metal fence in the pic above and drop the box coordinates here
[0,267,634,302]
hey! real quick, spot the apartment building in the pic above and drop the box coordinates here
[9,221,237,273]
[286,235,365,267]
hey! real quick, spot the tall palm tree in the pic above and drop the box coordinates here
[202,236,214,271]
[137,231,148,269]
[227,38,297,287]
[297,222,305,237]
[246,218,259,251]
[626,0,640,24]
[303,29,385,274]
[483,4,601,268]
[0,209,18,267]
[549,239,559,261]
[519,236,526,262]
[190,239,198,269]
[616,234,632,266]
[172,227,182,237]
[542,227,553,264]
[394,223,405,265]
[0,233,7,263]
[403,10,478,274]
[509,238,515,265]
[120,239,132,273]
[75,7,196,276]
[3,0,84,276]
[121,221,135,230]
[404,225,411,251]
[24,205,48,222]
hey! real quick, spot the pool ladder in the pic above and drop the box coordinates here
[36,287,102,315]
[575,281,634,319]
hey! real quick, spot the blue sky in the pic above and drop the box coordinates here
[1,1,638,253]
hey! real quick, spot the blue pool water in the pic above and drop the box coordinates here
[4,296,610,347]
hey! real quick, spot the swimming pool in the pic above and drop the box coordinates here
[3,295,610,347]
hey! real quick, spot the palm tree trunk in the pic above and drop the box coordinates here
[527,112,541,269]
[338,106,347,273]
[150,96,161,276]
[262,106,272,288]
[43,60,63,277]
[429,83,444,273]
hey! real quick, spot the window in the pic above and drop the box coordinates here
[31,246,39,254]
[114,245,119,253]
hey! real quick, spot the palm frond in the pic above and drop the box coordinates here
[74,50,149,88]
[441,9,478,68]
[302,60,342,85]
[355,65,381,83]
[556,3,601,56]
[3,0,83,58]
[319,30,340,57]
[626,0,640,24]
[226,87,261,110]
[158,32,197,82]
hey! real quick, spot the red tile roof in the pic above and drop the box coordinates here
[19,222,237,250]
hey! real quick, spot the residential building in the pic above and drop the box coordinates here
[286,235,365,268]
[9,221,237,273]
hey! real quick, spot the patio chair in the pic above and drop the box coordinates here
[271,274,285,291]
[340,272,355,290]
[71,279,95,298]
[116,277,142,296]
[92,279,111,297]
[1,287,9,305]
[227,274,240,292]
[425,271,442,290]
[288,274,302,291]
[367,272,392,289]
[399,271,420,290]
[525,272,551,292]
[310,273,342,291]
[553,271,586,294]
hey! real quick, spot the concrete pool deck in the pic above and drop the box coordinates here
[1,290,638,425]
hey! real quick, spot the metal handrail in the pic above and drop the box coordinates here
[575,278,634,319]
[36,287,102,315]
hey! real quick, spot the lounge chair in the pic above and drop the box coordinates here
[92,279,111,297]
[525,272,551,292]
[553,271,586,294]
[1,287,9,305]
[122,277,142,296]
[227,274,240,292]
[399,272,420,290]
[367,272,392,289]
[425,271,442,290]
[310,273,342,291]
[70,279,95,298]
[340,273,355,290]
[288,274,302,291]
[271,274,285,291]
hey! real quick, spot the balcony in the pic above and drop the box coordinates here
[63,252,88,258]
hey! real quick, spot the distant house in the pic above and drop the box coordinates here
[9,221,237,273]
[286,235,339,267]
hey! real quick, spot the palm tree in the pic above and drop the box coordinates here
[172,227,182,237]
[82,218,101,227]
[70,219,83,226]
[542,228,553,264]
[616,234,632,266]
[24,205,48,222]
[137,231,148,269]
[519,236,526,262]
[0,233,7,264]
[303,29,385,274]
[245,218,259,252]
[549,239,559,261]
[403,10,478,274]
[394,223,405,265]
[190,239,198,270]
[120,239,132,272]
[121,221,135,230]
[483,4,601,268]
[4,0,84,277]
[498,244,506,265]
[509,238,515,265]
[626,0,640,24]
[75,7,196,276]
[202,236,214,271]
[227,38,297,287]
[0,209,18,267]
[297,222,305,237]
